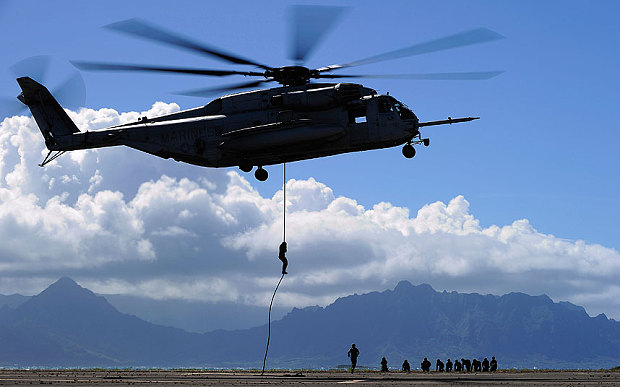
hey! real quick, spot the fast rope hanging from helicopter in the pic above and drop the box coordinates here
[261,163,288,375]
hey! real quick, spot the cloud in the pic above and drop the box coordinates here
[1,105,620,321]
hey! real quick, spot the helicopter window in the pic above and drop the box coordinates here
[348,104,367,124]
[392,100,416,119]
[378,99,393,113]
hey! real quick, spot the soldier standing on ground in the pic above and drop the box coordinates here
[482,357,490,372]
[348,344,360,374]
[380,357,389,372]
[490,356,498,372]
[402,359,410,372]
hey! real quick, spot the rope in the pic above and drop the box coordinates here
[261,272,285,375]
[261,163,288,375]
[283,162,286,242]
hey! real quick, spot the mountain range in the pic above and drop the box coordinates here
[1,277,618,369]
[0,292,287,333]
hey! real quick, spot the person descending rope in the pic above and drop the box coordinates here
[278,241,288,274]
[278,162,289,275]
[261,163,288,375]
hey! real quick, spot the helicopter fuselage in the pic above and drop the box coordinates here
[38,81,420,172]
[18,77,477,180]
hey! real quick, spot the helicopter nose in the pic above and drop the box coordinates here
[406,117,419,134]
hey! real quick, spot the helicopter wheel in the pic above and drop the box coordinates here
[255,167,268,181]
[423,138,430,147]
[239,161,253,173]
[402,144,416,159]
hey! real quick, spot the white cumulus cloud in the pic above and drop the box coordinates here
[1,105,619,321]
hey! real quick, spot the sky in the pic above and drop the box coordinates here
[0,1,619,324]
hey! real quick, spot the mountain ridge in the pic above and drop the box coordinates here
[0,278,619,369]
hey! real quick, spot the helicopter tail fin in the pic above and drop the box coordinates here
[16,77,80,150]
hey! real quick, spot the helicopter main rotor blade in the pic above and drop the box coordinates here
[175,79,274,97]
[72,61,265,77]
[104,18,273,71]
[317,28,505,72]
[317,71,504,80]
[289,5,347,64]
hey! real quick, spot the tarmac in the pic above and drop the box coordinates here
[1,369,619,386]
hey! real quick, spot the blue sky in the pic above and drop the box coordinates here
[2,0,618,248]
[1,1,619,322]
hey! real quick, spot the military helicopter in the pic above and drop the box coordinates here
[16,8,503,181]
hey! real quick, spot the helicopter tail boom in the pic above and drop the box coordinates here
[16,77,80,151]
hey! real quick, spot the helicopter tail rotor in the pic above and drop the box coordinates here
[1,56,86,119]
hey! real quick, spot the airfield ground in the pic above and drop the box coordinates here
[0,369,619,386]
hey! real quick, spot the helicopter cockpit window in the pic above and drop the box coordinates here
[348,104,367,124]
[390,98,416,119]
[378,98,394,113]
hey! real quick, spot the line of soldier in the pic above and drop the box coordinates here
[348,344,498,373]
[417,356,498,372]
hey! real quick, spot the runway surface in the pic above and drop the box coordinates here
[1,370,619,386]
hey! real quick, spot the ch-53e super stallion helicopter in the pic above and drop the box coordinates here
[16,9,503,181]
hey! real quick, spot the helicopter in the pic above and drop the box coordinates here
[16,9,503,181]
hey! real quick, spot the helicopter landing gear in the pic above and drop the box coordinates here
[402,144,416,159]
[403,134,430,159]
[255,167,268,181]
[239,161,253,173]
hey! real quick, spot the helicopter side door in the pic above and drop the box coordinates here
[346,100,369,145]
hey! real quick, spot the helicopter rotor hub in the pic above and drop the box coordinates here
[266,66,319,87]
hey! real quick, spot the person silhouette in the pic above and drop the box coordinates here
[490,356,498,372]
[421,357,431,372]
[402,359,410,372]
[472,358,481,372]
[435,358,444,372]
[381,357,389,372]
[482,357,489,372]
[454,359,462,372]
[446,358,453,372]
[347,344,360,374]
[278,241,288,274]
[462,358,471,372]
